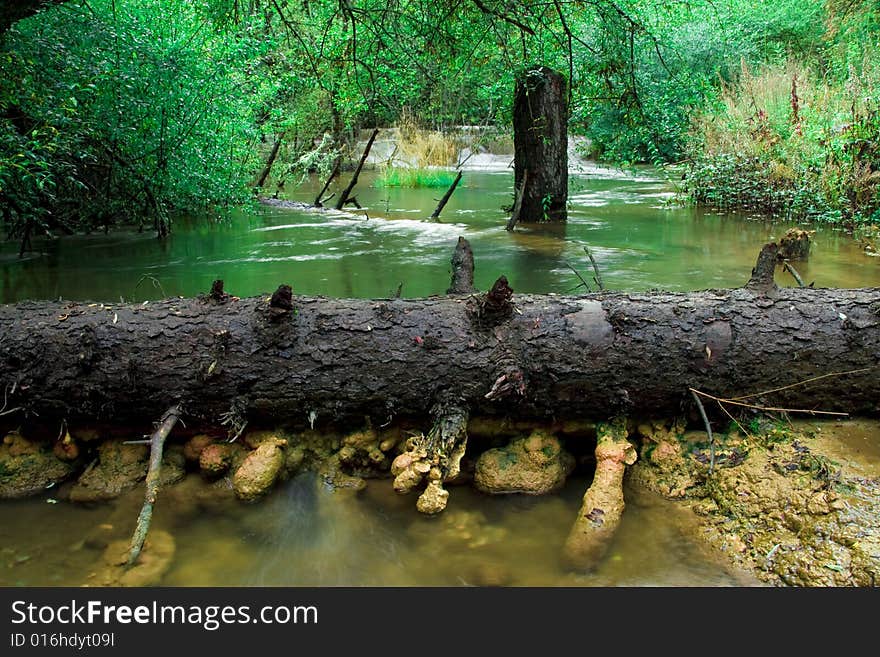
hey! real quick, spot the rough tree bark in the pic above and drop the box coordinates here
[512,67,568,224]
[1,245,879,429]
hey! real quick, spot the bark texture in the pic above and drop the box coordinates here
[447,236,476,295]
[513,66,568,223]
[1,284,880,428]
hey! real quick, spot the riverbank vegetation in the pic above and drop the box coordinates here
[685,2,880,227]
[1,0,878,239]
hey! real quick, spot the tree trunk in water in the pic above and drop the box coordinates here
[1,256,879,430]
[512,67,568,224]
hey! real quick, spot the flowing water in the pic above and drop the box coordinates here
[2,164,878,303]
[1,162,879,586]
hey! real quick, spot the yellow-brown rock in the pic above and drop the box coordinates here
[232,437,287,501]
[474,430,574,495]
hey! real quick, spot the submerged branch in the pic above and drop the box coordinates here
[127,404,181,566]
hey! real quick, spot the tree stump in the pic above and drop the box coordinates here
[512,67,568,224]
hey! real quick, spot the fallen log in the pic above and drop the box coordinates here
[1,243,879,431]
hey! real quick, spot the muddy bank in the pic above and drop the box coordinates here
[629,418,880,586]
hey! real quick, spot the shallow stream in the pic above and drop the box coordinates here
[1,161,878,586]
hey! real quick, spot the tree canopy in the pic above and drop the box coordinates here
[1,0,877,237]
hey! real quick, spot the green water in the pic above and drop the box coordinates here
[2,165,878,304]
[1,165,878,587]
[0,473,757,587]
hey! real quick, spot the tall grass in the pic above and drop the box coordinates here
[376,167,458,188]
[375,109,461,188]
[685,57,880,226]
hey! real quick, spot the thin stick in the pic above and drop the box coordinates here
[584,246,604,290]
[564,261,592,292]
[715,399,753,440]
[690,388,848,417]
[128,404,181,566]
[782,260,805,288]
[690,388,715,475]
[730,367,873,401]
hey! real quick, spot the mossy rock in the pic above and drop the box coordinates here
[232,438,287,501]
[474,431,574,495]
[69,440,184,503]
[92,530,175,587]
[0,433,78,499]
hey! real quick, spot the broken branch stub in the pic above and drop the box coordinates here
[447,236,476,295]
[747,242,780,293]
[207,279,230,304]
[267,284,294,321]
[471,275,514,327]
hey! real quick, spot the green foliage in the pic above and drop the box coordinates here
[376,167,457,189]
[685,54,880,226]
[2,0,878,235]
[1,0,279,236]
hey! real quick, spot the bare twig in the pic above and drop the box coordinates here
[564,261,592,292]
[730,367,874,401]
[584,245,604,290]
[0,382,22,415]
[690,388,715,475]
[782,260,806,288]
[714,399,753,441]
[690,388,848,417]
[470,0,535,35]
[134,275,166,299]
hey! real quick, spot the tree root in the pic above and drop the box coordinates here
[562,417,637,570]
[390,399,469,514]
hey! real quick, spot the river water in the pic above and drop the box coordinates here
[1,163,878,586]
[2,164,878,303]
